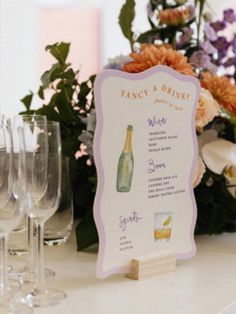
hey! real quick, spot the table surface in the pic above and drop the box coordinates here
[9,228,236,314]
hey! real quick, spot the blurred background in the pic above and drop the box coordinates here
[0,0,235,117]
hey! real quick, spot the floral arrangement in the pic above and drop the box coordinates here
[21,0,236,250]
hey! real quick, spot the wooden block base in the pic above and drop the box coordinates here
[126,250,176,280]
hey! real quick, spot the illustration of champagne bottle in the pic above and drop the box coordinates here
[116,125,134,192]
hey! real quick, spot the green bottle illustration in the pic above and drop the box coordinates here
[116,125,134,192]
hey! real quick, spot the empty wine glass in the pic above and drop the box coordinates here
[11,114,55,282]
[0,115,32,312]
[26,121,66,307]
[44,156,74,246]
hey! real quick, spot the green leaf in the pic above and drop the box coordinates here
[45,42,70,64]
[80,82,91,97]
[36,105,62,122]
[20,91,33,111]
[47,93,59,108]
[136,28,160,43]
[62,68,76,81]
[230,117,236,125]
[55,88,80,124]
[230,117,236,142]
[41,63,68,88]
[88,74,96,84]
[19,109,36,115]
[195,169,236,235]
[148,16,156,29]
[118,0,135,49]
[38,86,44,100]
[75,210,98,251]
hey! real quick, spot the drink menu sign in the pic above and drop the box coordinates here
[94,65,200,278]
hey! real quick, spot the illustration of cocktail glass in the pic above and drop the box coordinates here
[154,212,173,241]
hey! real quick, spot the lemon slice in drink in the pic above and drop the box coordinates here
[162,215,171,226]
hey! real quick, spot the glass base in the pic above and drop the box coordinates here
[0,283,33,314]
[9,266,55,283]
[8,265,13,272]
[44,236,68,246]
[0,301,33,314]
[26,288,67,307]
[9,248,28,256]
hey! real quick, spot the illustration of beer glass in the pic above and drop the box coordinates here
[116,125,134,192]
[154,212,173,241]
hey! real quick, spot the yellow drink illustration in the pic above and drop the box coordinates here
[154,228,171,240]
[116,125,134,192]
[154,212,173,241]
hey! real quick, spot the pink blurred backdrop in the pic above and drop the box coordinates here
[38,7,101,81]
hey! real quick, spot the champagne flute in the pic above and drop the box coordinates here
[26,121,66,307]
[0,115,32,312]
[11,114,55,282]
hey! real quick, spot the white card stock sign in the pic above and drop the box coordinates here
[94,65,200,278]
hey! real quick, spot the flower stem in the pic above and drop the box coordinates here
[196,0,206,45]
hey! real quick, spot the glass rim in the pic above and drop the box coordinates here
[19,114,46,117]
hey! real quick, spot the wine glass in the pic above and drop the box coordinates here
[44,156,74,246]
[26,121,66,307]
[0,115,32,312]
[11,114,55,282]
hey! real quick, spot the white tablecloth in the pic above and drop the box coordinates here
[9,229,236,314]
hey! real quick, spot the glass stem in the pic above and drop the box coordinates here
[34,221,46,291]
[0,234,9,299]
[28,217,37,265]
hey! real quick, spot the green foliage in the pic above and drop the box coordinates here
[20,92,33,111]
[195,117,236,234]
[196,0,206,43]
[230,117,236,142]
[137,28,160,43]
[195,170,236,234]
[20,42,98,250]
[119,0,207,52]
[45,42,70,64]
[75,210,98,251]
[118,0,136,50]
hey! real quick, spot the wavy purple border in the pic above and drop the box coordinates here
[94,65,200,278]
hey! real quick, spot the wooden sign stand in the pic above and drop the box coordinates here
[126,251,176,280]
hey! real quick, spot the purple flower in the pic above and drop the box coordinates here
[207,62,218,74]
[201,41,217,54]
[204,23,217,41]
[188,5,196,21]
[210,21,227,32]
[224,57,236,67]
[86,109,96,133]
[189,51,211,69]
[232,35,236,52]
[78,130,94,157]
[177,27,193,48]
[223,9,236,24]
[212,36,230,58]
[104,54,133,70]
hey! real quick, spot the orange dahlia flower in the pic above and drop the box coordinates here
[123,45,195,76]
[158,6,193,26]
[201,72,236,115]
